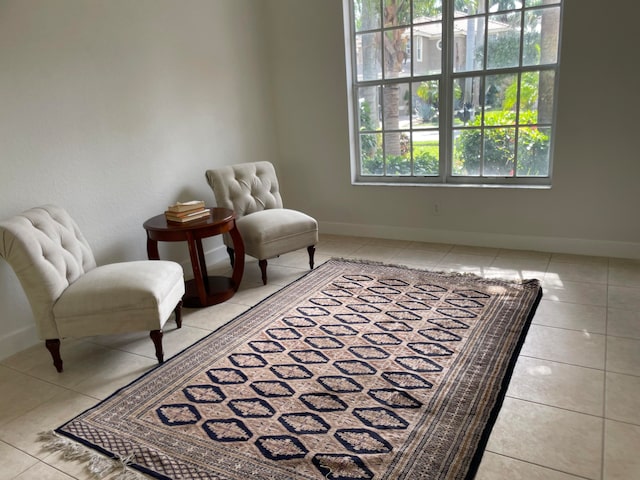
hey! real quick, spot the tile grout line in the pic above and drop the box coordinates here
[503,395,607,423]
[517,353,606,374]
[600,258,611,480]
[481,451,594,480]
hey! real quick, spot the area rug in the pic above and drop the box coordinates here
[46,258,542,480]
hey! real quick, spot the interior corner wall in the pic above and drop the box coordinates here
[0,0,276,360]
[265,0,640,259]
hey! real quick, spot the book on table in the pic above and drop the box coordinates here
[165,201,209,223]
[165,208,210,223]
[166,200,205,214]
[165,207,207,218]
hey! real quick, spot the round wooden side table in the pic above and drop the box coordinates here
[143,207,244,308]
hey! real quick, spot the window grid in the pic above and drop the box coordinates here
[347,0,562,186]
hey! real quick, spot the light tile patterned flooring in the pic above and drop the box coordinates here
[1,234,639,479]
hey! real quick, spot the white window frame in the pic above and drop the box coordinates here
[343,0,563,188]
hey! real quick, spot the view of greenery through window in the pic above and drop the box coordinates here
[348,0,562,185]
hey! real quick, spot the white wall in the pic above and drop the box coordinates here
[2,0,639,361]
[0,0,277,358]
[266,0,640,258]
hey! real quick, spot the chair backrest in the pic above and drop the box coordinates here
[0,205,97,339]
[205,161,283,218]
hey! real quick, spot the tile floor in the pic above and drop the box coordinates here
[1,234,639,480]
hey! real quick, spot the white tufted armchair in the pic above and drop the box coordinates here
[205,162,318,285]
[0,205,185,372]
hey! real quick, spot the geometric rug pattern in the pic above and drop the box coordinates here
[56,259,542,479]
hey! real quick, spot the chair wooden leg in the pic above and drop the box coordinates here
[227,247,235,268]
[307,245,316,270]
[45,339,63,372]
[150,330,164,364]
[174,300,183,329]
[259,259,268,285]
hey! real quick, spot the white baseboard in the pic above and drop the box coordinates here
[319,221,640,260]
[4,230,632,363]
[0,325,38,362]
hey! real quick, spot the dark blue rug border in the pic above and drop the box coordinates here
[464,284,543,479]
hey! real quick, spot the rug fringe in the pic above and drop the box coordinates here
[38,431,143,479]
[329,257,541,287]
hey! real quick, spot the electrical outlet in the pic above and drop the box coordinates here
[432,202,440,216]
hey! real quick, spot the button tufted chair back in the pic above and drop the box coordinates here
[0,204,185,372]
[205,162,318,285]
[0,205,97,339]
[205,161,283,218]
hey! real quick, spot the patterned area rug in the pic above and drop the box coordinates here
[51,259,542,480]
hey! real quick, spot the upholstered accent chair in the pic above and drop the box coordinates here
[205,161,318,285]
[0,205,185,372]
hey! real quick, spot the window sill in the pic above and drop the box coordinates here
[351,180,552,190]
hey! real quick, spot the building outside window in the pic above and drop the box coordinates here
[344,0,563,186]
[416,36,423,62]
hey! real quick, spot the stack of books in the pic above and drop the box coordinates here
[165,201,210,223]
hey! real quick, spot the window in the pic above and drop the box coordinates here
[345,0,563,186]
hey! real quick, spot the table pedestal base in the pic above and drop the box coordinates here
[143,208,244,309]
[183,276,238,308]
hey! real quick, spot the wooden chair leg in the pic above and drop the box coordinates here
[227,247,235,268]
[259,259,268,285]
[45,339,63,372]
[307,245,316,270]
[174,300,183,329]
[150,330,164,363]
